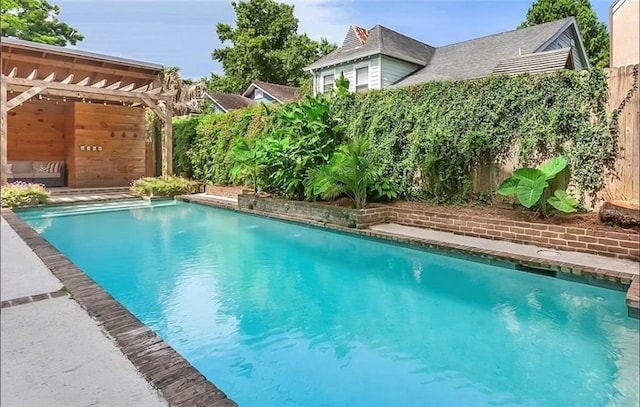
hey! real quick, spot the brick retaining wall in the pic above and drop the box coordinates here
[204,185,244,199]
[235,195,639,261]
[387,205,639,262]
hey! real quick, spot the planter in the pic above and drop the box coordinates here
[237,194,389,229]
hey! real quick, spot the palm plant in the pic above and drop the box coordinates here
[306,136,396,209]
[230,138,265,194]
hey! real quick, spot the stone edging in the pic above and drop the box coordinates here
[1,209,237,407]
[183,195,639,319]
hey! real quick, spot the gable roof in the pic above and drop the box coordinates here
[243,80,300,103]
[392,17,584,86]
[492,47,573,76]
[305,25,435,70]
[206,92,255,113]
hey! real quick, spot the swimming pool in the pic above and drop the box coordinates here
[19,201,640,406]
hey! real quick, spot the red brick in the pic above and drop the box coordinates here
[598,238,620,247]
[587,243,608,252]
[567,241,587,249]
[606,246,629,255]
[628,249,640,259]
[548,225,566,233]
[514,234,532,242]
[620,240,640,249]
[559,233,577,241]
[566,227,586,235]
[577,235,598,243]
[499,220,516,226]
[541,231,558,238]
[510,226,526,234]
[531,236,549,244]
[501,232,516,239]
[606,231,635,241]
[528,223,549,231]
[591,230,607,237]
[548,239,568,246]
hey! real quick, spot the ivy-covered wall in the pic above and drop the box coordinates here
[175,68,624,205]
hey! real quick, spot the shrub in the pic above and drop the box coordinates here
[173,116,200,175]
[1,182,49,208]
[130,176,198,197]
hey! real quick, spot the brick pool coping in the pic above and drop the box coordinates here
[1,209,237,407]
[182,195,640,318]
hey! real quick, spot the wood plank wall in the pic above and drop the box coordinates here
[6,98,66,161]
[69,103,146,187]
[600,65,639,203]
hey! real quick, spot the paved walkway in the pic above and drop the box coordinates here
[371,223,640,276]
[0,217,167,407]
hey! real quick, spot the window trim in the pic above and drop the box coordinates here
[322,71,336,94]
[354,61,370,93]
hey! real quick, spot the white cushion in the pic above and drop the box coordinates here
[6,163,12,175]
[32,162,50,174]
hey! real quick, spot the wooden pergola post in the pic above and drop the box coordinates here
[1,82,7,185]
[163,102,173,177]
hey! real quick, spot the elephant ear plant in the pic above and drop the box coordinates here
[497,156,578,215]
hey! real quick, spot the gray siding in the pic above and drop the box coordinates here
[380,56,421,87]
[543,26,587,70]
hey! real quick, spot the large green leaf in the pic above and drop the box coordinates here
[547,189,578,213]
[497,176,519,196]
[516,174,548,208]
[512,168,545,182]
[539,156,568,180]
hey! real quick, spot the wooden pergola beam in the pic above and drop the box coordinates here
[1,52,158,81]
[3,76,169,102]
[6,86,45,111]
[1,82,7,184]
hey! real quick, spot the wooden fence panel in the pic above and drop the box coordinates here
[601,65,639,203]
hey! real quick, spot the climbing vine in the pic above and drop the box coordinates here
[178,67,628,206]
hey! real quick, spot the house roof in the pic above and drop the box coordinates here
[392,17,583,86]
[243,80,300,103]
[492,47,573,76]
[206,92,255,112]
[1,36,163,71]
[305,25,435,70]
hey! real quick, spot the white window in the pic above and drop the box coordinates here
[254,89,264,99]
[355,66,369,93]
[323,74,335,93]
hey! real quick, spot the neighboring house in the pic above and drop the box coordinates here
[206,92,255,114]
[610,0,639,67]
[243,80,300,104]
[206,81,301,113]
[305,17,589,95]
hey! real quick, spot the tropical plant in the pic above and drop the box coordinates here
[306,136,396,209]
[260,95,345,199]
[1,0,84,45]
[173,116,200,175]
[497,156,578,214]
[130,176,197,198]
[1,181,49,208]
[230,138,265,193]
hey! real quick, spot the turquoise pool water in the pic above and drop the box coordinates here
[19,201,639,406]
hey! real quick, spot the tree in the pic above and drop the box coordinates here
[1,0,84,45]
[210,0,337,93]
[519,0,609,68]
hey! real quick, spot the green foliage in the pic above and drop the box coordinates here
[230,138,265,193]
[1,181,49,208]
[130,176,198,198]
[188,104,274,185]
[259,95,345,199]
[333,69,617,205]
[172,116,200,175]
[498,156,577,214]
[306,136,396,209]
[519,0,609,68]
[1,0,84,45]
[209,0,337,93]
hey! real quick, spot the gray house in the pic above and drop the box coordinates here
[206,80,301,113]
[305,17,589,95]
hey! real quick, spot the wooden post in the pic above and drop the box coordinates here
[162,103,173,176]
[1,82,7,185]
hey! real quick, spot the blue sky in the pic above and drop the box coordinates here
[55,0,613,79]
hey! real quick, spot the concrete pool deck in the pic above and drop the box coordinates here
[0,212,237,406]
[1,217,168,407]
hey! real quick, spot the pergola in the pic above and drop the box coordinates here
[1,37,176,185]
